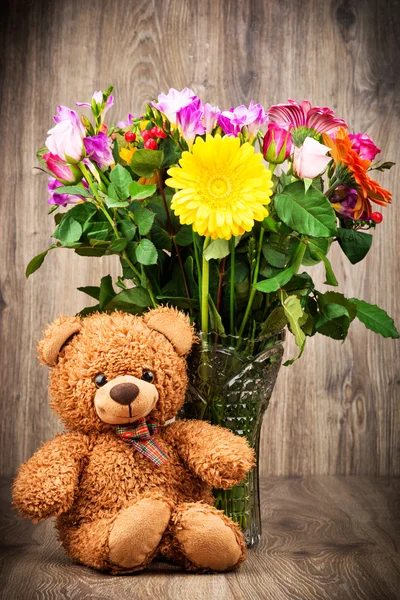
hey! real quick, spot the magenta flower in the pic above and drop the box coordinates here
[349,133,380,161]
[43,152,82,184]
[46,105,85,162]
[118,113,135,128]
[176,101,205,147]
[218,101,268,139]
[203,103,221,134]
[47,177,87,207]
[83,133,114,168]
[263,123,292,164]
[152,88,198,125]
[268,99,347,135]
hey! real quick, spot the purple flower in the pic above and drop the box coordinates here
[263,123,292,164]
[218,101,268,139]
[77,91,114,118]
[46,105,85,162]
[152,88,198,125]
[349,133,380,162]
[176,103,205,148]
[47,177,87,207]
[118,113,135,128]
[83,133,114,168]
[43,152,82,184]
[268,99,347,135]
[330,186,366,219]
[203,103,221,134]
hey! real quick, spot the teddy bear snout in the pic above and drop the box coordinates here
[110,383,140,405]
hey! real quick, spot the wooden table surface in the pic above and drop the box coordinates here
[0,476,399,600]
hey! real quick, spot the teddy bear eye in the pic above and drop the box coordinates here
[94,373,108,387]
[141,370,154,383]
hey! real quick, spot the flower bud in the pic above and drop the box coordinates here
[263,123,292,164]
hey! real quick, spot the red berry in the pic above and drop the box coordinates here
[101,124,109,134]
[144,139,158,150]
[370,212,383,223]
[153,126,167,138]
[142,129,151,142]
[124,131,136,143]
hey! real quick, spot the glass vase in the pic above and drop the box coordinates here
[181,330,285,547]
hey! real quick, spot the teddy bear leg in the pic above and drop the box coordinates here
[59,497,172,573]
[160,502,246,572]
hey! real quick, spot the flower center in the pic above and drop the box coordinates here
[208,176,231,198]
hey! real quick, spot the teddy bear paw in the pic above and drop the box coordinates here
[108,498,171,569]
[176,506,244,571]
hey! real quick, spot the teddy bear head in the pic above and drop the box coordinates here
[37,307,196,434]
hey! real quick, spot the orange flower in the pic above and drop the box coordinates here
[322,128,391,219]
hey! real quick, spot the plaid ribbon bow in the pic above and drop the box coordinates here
[115,417,169,466]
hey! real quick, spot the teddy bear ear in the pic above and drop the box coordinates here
[143,307,196,356]
[37,315,82,366]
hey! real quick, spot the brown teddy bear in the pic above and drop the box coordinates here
[12,307,255,573]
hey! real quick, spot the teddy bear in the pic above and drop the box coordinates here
[12,307,255,573]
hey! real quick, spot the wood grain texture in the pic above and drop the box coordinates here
[1,476,399,599]
[0,0,399,476]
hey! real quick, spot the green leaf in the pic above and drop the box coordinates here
[26,245,57,277]
[106,287,152,311]
[174,225,194,246]
[54,185,90,198]
[321,292,357,321]
[337,228,373,265]
[104,196,129,208]
[54,218,83,244]
[371,161,395,172]
[119,220,137,241]
[274,182,337,237]
[315,303,350,340]
[129,181,157,200]
[152,223,172,251]
[282,294,306,350]
[110,238,129,252]
[204,239,230,261]
[254,266,295,293]
[260,307,288,335]
[77,286,101,300]
[130,149,164,177]
[75,246,107,257]
[99,275,115,309]
[130,203,156,235]
[307,243,338,286]
[302,237,332,266]
[112,137,119,164]
[110,164,133,199]
[85,222,112,241]
[262,237,288,268]
[208,296,226,335]
[350,299,399,338]
[107,183,120,201]
[134,239,158,265]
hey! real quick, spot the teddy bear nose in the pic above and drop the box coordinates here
[109,383,140,405]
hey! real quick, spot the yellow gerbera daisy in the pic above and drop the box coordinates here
[165,134,273,240]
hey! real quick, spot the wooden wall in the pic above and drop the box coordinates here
[1,0,399,477]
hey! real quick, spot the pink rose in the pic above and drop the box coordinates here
[263,123,292,164]
[349,133,380,161]
[292,137,331,179]
[45,106,85,162]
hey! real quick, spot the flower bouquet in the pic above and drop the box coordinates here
[30,86,398,543]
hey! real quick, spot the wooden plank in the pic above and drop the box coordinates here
[1,476,399,599]
[0,0,399,478]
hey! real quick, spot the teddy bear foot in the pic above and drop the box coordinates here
[108,497,172,571]
[164,503,246,572]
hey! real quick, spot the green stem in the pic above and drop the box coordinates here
[325,178,340,198]
[230,236,235,335]
[201,236,211,333]
[268,163,277,175]
[237,227,265,341]
[193,230,202,296]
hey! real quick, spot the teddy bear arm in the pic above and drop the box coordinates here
[163,421,255,489]
[12,432,88,521]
